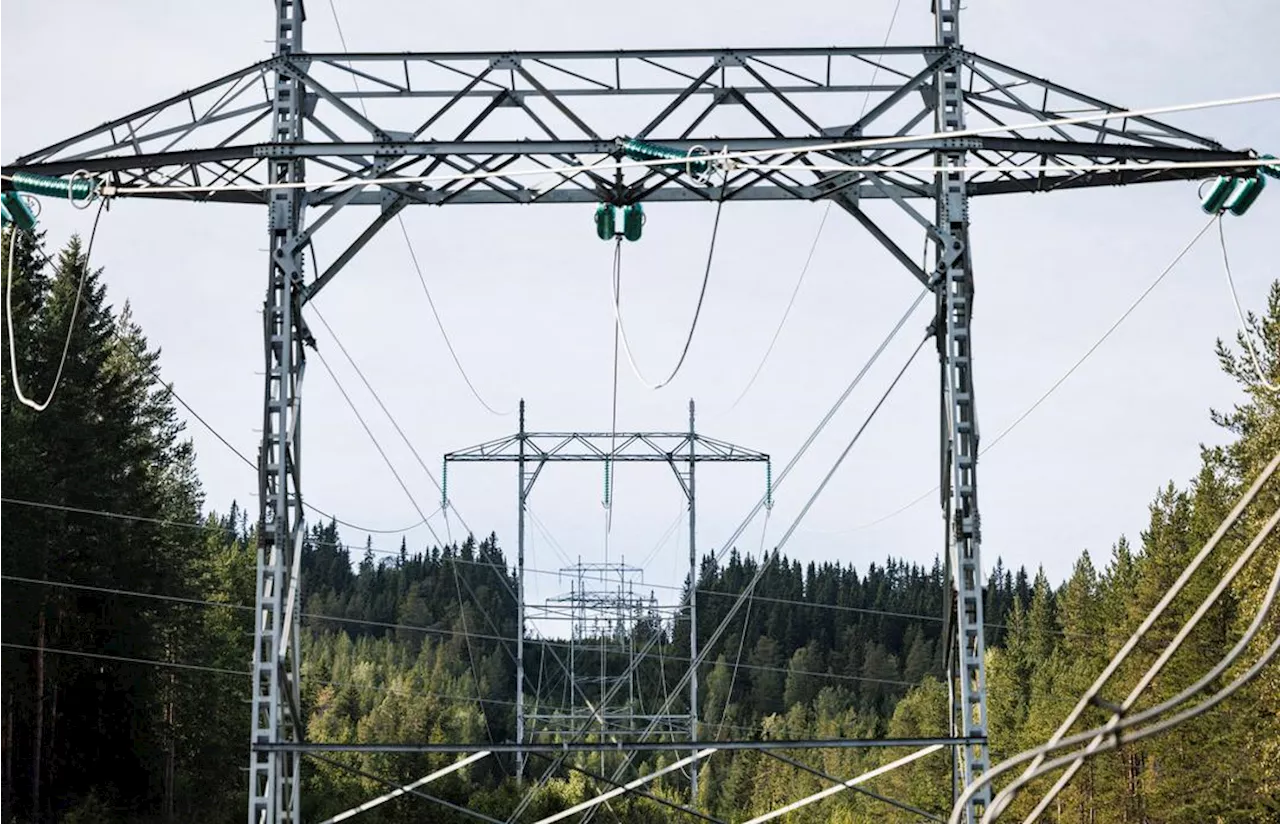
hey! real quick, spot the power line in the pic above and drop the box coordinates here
[817,212,1222,535]
[13,566,929,697]
[4,198,105,412]
[322,0,510,419]
[544,329,931,817]
[723,203,829,413]
[2,494,1026,636]
[397,216,512,416]
[722,0,905,416]
[1216,217,1279,392]
[1,641,246,678]
[608,192,725,390]
[0,639,526,710]
[305,300,473,535]
[311,343,444,546]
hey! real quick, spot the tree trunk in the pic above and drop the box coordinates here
[31,608,45,821]
[46,683,58,799]
[3,693,13,822]
[165,650,176,824]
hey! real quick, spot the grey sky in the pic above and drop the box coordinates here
[3,1,1277,620]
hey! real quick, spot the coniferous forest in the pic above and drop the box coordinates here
[2,227,1278,823]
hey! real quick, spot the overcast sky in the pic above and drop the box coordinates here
[3,1,1277,621]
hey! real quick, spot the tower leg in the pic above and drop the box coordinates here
[516,400,527,781]
[687,399,698,807]
[933,1,991,819]
[249,3,307,823]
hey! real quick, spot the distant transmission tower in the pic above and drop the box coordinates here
[535,559,682,779]
[444,399,771,796]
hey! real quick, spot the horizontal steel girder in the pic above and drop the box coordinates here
[255,736,985,754]
[444,432,770,463]
[3,47,1258,208]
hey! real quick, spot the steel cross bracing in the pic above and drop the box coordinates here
[1,42,1259,303]
[443,400,768,802]
[1,4,1262,822]
[932,3,989,818]
[249,3,307,824]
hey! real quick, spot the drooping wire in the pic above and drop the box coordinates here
[4,207,435,537]
[604,238,624,553]
[609,184,726,391]
[397,216,513,416]
[723,0,904,415]
[5,197,106,412]
[324,0,510,419]
[311,345,446,546]
[1216,217,1279,392]
[724,205,829,413]
[305,295,473,536]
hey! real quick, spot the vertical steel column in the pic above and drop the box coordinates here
[249,2,307,823]
[933,1,991,820]
[516,399,527,781]
[687,399,699,806]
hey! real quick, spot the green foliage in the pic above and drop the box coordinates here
[3,227,1276,824]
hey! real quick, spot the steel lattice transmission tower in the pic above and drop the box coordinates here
[443,399,770,796]
[2,1,1261,822]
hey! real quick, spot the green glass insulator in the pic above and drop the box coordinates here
[595,204,616,240]
[1200,176,1235,214]
[622,138,709,177]
[10,171,95,202]
[622,203,644,242]
[0,192,37,231]
[1224,175,1265,216]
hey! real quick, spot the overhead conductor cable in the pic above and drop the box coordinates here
[609,168,727,391]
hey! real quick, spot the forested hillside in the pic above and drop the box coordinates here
[2,228,1277,824]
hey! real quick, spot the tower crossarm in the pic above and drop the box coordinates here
[444,432,770,464]
[3,48,1258,209]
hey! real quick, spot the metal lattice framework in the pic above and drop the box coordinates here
[1,2,1262,822]
[443,400,770,797]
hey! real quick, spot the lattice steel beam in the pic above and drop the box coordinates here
[248,6,307,824]
[4,48,1255,207]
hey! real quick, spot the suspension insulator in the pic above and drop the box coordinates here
[595,204,616,240]
[622,203,644,242]
[10,171,97,203]
[0,192,37,232]
[1224,174,1265,216]
[1200,176,1236,214]
[622,138,710,178]
[1259,154,1280,180]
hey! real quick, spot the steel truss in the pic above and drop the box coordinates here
[443,400,769,799]
[1,1,1260,821]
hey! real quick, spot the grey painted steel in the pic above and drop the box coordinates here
[443,405,766,809]
[688,400,699,806]
[933,3,991,820]
[516,400,527,781]
[3,49,1254,223]
[258,736,986,754]
[249,4,307,823]
[0,19,1257,824]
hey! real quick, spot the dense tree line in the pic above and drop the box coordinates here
[2,228,1277,822]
